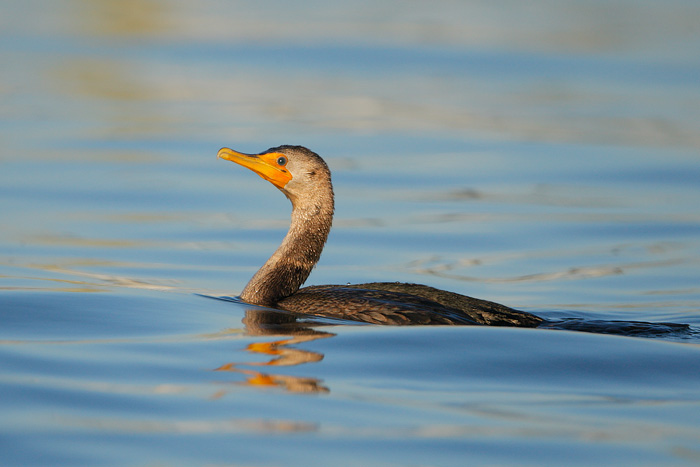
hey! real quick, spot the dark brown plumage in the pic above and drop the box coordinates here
[218,145,542,327]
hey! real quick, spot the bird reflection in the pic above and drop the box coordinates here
[207,304,694,399]
[212,308,336,395]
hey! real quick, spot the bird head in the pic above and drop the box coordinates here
[218,145,332,204]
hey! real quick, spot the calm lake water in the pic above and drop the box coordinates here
[2,0,700,465]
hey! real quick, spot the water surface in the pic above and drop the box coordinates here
[2,0,700,465]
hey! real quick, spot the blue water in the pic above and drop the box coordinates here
[2,1,700,465]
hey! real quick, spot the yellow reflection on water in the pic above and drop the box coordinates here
[55,60,152,102]
[0,257,180,293]
[73,0,171,36]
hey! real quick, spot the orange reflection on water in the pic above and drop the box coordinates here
[213,309,334,394]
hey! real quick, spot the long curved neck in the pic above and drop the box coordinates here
[240,189,334,306]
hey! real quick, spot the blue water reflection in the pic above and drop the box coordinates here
[2,0,700,465]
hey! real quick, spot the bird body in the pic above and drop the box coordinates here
[218,145,542,327]
[279,282,541,326]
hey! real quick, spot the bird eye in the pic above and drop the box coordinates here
[277,156,287,166]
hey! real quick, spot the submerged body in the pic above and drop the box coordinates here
[279,282,542,326]
[219,145,542,327]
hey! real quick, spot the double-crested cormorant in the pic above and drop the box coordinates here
[218,145,542,327]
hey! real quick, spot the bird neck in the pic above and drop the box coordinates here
[240,193,334,306]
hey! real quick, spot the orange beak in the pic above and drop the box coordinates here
[217,148,292,189]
